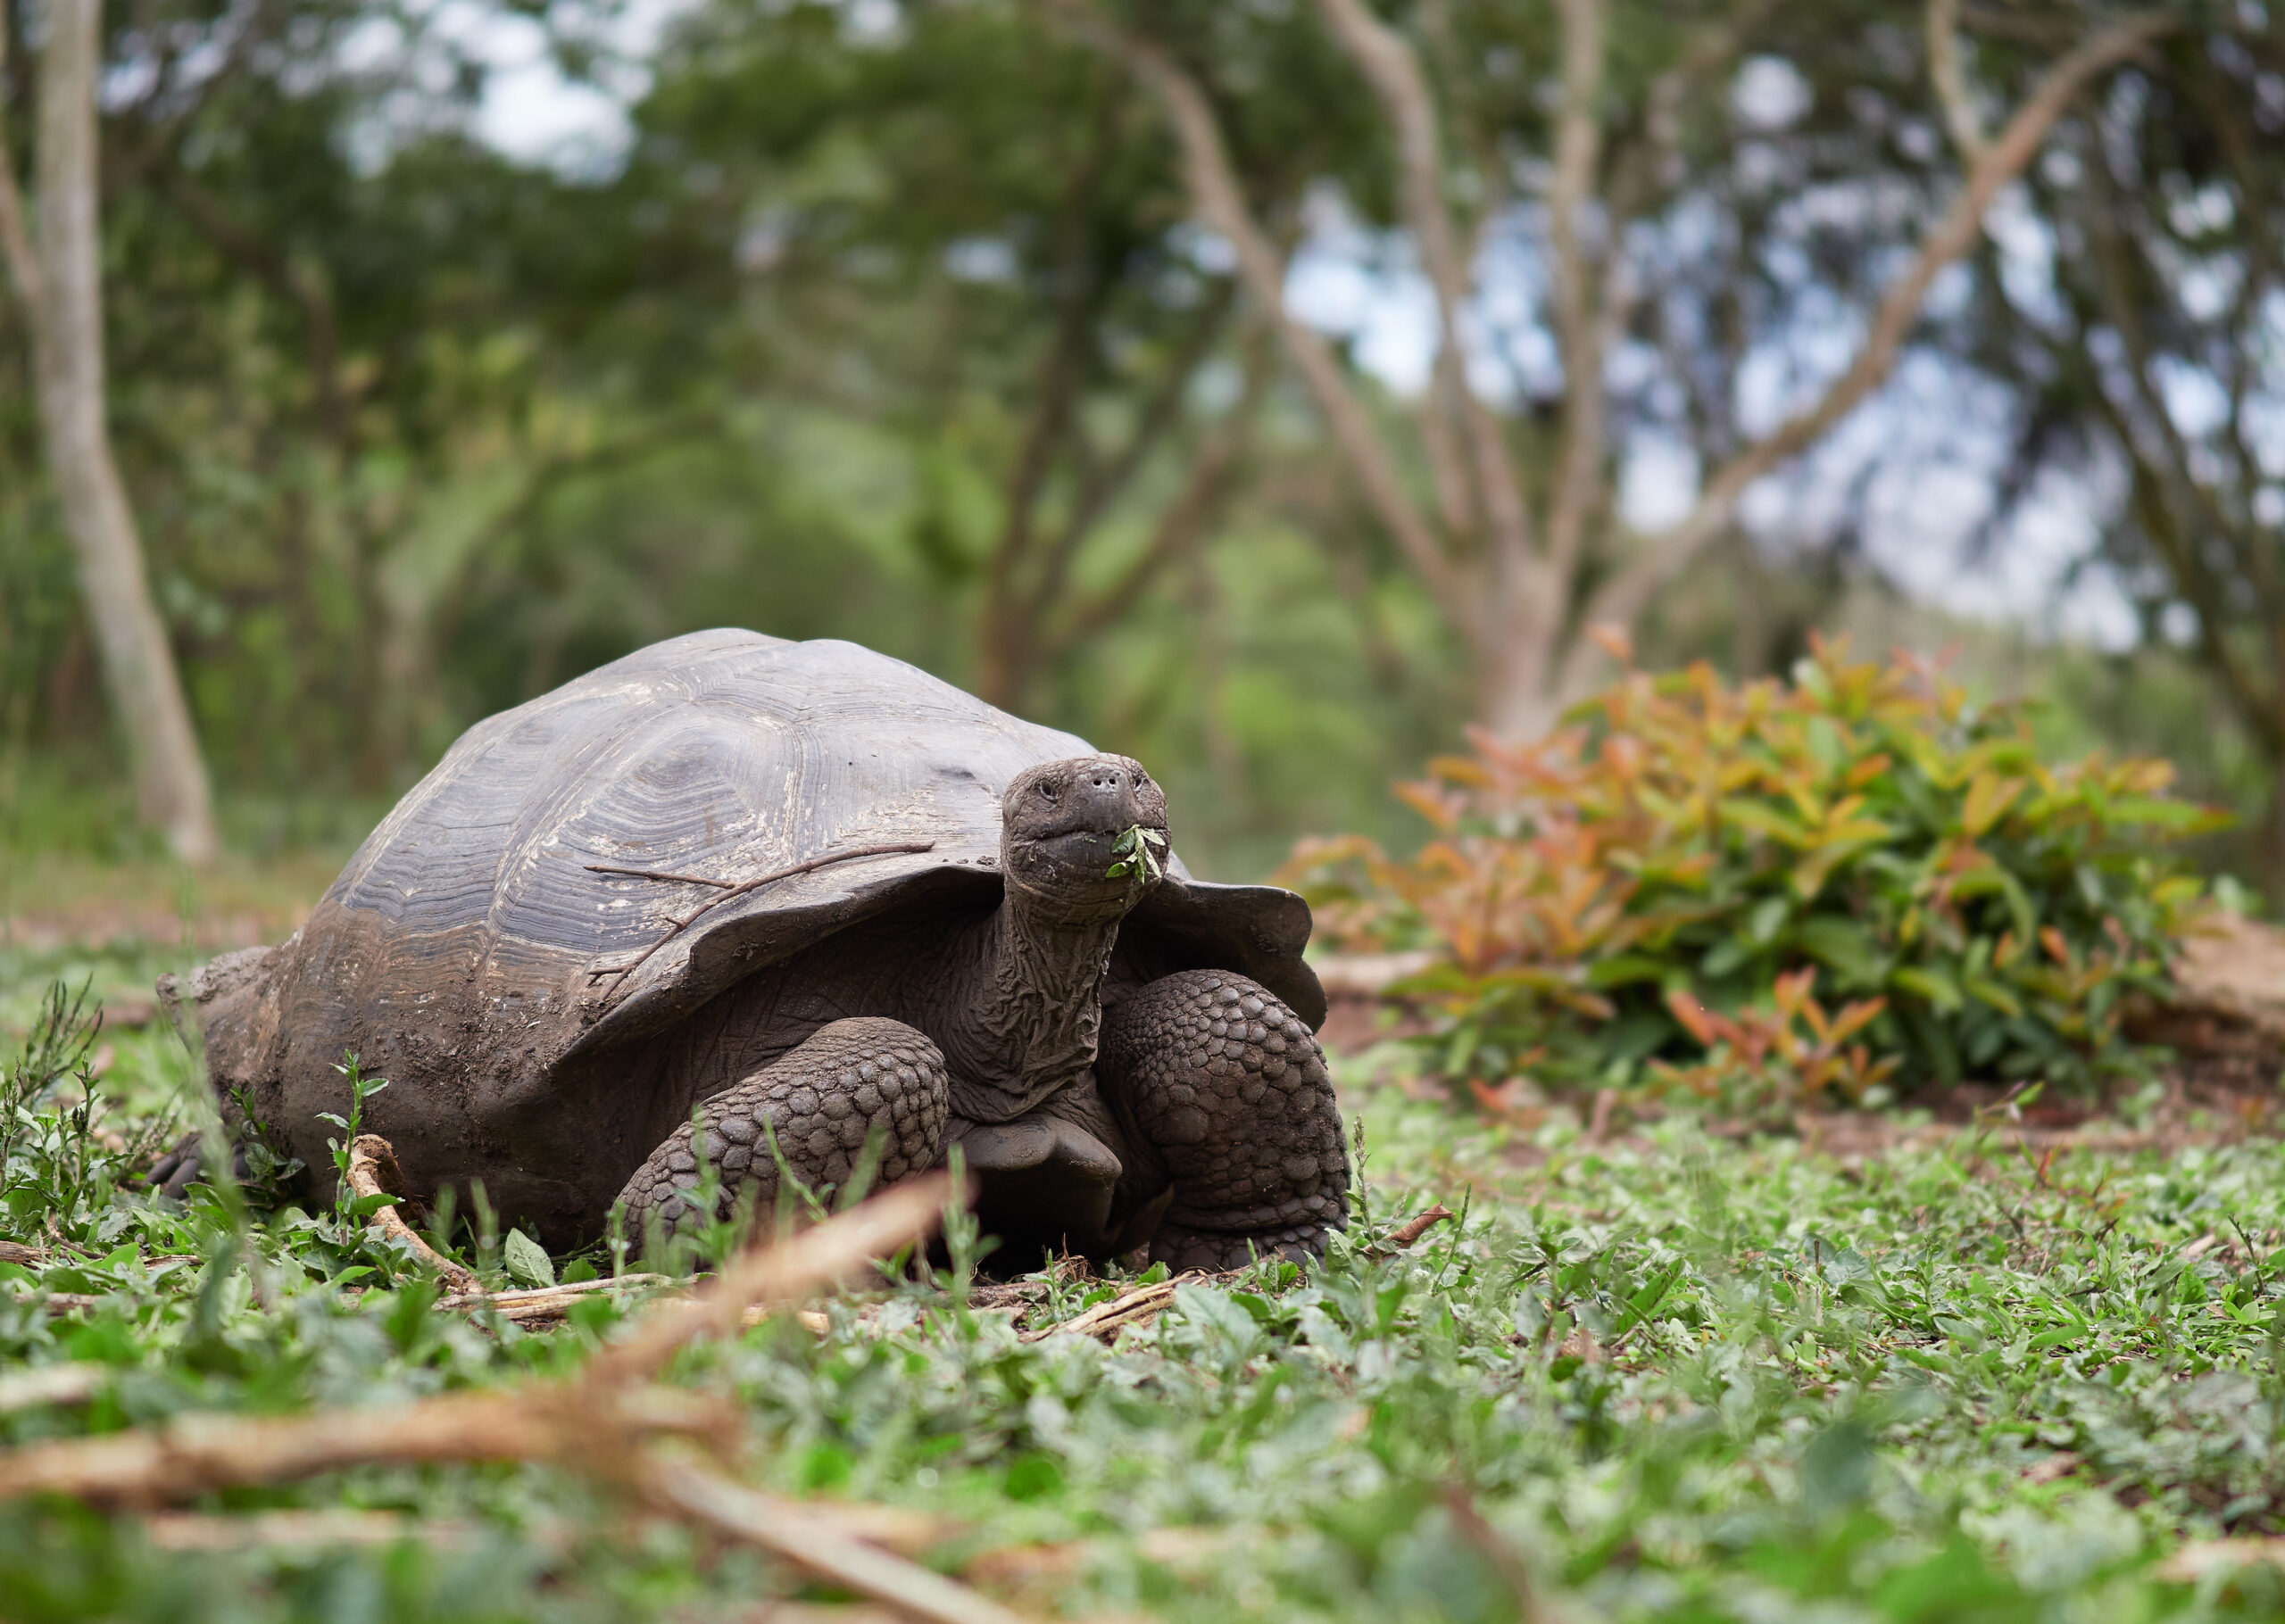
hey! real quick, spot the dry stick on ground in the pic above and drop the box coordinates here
[437,1274,676,1329]
[1018,1279,1184,1344]
[140,1508,495,1554]
[584,841,937,998]
[353,1132,674,1322]
[0,1178,1038,1624]
[346,1135,479,1294]
[1586,1089,1618,1145]
[640,1455,1030,1624]
[0,1363,111,1416]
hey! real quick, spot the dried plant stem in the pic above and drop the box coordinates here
[0,1387,571,1505]
[586,841,937,998]
[640,1454,1032,1624]
[347,1135,479,1293]
[1019,1278,1183,1343]
[439,1273,674,1327]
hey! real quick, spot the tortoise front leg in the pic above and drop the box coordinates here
[617,1017,948,1239]
[1096,971,1350,1270]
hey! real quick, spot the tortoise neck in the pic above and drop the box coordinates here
[934,888,1124,1123]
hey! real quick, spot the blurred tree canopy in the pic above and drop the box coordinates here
[1964,16,2285,884]
[3,0,2281,884]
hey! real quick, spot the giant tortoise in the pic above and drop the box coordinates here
[168,630,1350,1267]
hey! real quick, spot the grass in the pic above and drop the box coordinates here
[8,942,2285,1620]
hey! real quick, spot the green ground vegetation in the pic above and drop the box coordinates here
[8,948,2285,1621]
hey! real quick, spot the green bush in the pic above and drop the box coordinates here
[1284,638,2229,1112]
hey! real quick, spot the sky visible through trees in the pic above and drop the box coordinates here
[457,3,2200,646]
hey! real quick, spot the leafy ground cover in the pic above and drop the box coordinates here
[9,940,2285,1621]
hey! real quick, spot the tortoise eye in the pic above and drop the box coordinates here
[1037,783,1059,802]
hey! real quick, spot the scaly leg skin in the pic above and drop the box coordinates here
[1096,970,1350,1271]
[145,1132,250,1199]
[617,1017,948,1238]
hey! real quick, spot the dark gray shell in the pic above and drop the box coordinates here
[201,631,1321,1139]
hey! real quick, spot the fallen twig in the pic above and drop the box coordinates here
[585,841,937,998]
[0,1239,47,1267]
[584,866,736,889]
[440,1272,673,1328]
[141,1508,490,1553]
[0,1385,590,1504]
[2157,1535,2285,1583]
[5,1288,102,1315]
[641,1453,1028,1624]
[0,1362,110,1414]
[348,1136,479,1293]
[1019,1279,1184,1344]
[587,1173,956,1385]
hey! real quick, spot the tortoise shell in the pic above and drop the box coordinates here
[203,631,1322,1160]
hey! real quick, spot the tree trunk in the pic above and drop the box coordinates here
[30,0,217,861]
[2257,747,2285,910]
[1468,551,1568,741]
[973,599,1034,714]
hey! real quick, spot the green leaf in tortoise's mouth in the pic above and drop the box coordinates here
[1105,824,1168,883]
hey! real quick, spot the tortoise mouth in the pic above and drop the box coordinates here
[1003,821,1170,917]
[1022,823,1165,862]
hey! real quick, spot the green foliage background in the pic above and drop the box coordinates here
[7,0,2281,891]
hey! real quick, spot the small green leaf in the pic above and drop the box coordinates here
[1106,824,1168,882]
[503,1229,555,1290]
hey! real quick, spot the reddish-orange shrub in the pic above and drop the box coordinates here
[1281,636,2224,1110]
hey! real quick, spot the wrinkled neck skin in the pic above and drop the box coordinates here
[933,874,1143,1124]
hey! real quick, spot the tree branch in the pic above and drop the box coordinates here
[1541,0,1609,586]
[1600,0,1782,237]
[157,162,352,450]
[1927,0,1989,162]
[2081,157,2285,713]
[1651,0,1782,190]
[1314,0,1533,574]
[2080,146,2272,607]
[0,20,44,318]
[1044,320,1275,658]
[2186,53,2279,521]
[1041,0,1471,634]
[976,104,1118,705]
[1558,11,2175,700]
[2117,442,2285,750]
[1026,275,1237,626]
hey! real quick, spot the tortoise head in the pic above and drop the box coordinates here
[1000,755,1170,924]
